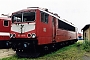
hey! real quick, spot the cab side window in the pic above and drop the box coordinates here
[4,20,9,26]
[41,11,48,23]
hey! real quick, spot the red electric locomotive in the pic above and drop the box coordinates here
[10,7,77,57]
[0,17,11,48]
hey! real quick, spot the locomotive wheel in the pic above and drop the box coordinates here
[16,51,40,58]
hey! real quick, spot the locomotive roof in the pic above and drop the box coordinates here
[0,17,11,20]
[12,7,75,27]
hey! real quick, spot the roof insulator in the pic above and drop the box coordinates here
[27,7,39,8]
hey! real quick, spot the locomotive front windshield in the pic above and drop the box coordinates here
[12,12,35,23]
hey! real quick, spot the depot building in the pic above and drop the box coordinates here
[82,24,90,40]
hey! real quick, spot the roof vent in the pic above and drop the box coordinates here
[44,8,48,11]
[54,13,60,18]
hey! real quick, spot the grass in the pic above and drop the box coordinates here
[2,41,86,60]
[80,40,90,52]
[41,44,85,60]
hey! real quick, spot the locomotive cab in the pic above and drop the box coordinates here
[0,17,11,48]
[11,10,36,38]
[11,9,38,52]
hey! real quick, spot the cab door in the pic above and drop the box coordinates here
[37,11,53,44]
[52,17,56,42]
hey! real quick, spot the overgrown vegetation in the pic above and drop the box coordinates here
[2,40,90,60]
[78,40,90,52]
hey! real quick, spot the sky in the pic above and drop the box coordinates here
[0,0,90,33]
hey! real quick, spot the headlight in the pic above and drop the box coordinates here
[10,33,16,38]
[31,33,36,38]
[10,34,13,38]
[27,33,31,38]
[13,34,16,38]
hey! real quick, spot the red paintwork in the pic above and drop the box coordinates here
[78,33,82,37]
[35,10,77,45]
[11,8,77,45]
[0,36,10,40]
[0,17,11,40]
